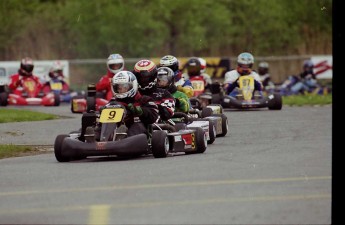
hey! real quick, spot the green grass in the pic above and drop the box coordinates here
[282,94,332,106]
[0,109,59,123]
[0,144,41,159]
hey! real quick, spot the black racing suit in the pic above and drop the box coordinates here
[139,86,175,121]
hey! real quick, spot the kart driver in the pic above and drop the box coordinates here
[95,53,125,100]
[133,59,175,121]
[182,57,212,93]
[99,71,159,137]
[42,60,70,94]
[8,57,43,93]
[159,55,194,98]
[223,52,263,96]
[156,66,190,113]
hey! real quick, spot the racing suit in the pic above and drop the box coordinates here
[174,70,194,98]
[139,86,175,122]
[95,70,116,100]
[223,69,263,96]
[168,85,190,113]
[8,72,43,95]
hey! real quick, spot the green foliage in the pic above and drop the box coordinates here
[0,109,58,123]
[282,94,332,106]
[0,0,332,59]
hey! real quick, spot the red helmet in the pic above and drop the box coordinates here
[133,59,157,91]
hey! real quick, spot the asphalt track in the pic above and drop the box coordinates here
[0,103,332,224]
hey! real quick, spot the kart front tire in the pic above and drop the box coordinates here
[152,130,169,158]
[54,134,70,162]
[0,92,8,106]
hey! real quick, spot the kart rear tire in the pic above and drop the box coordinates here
[213,114,228,137]
[54,134,70,162]
[86,96,96,112]
[54,93,60,106]
[0,92,8,106]
[268,94,283,110]
[208,120,216,144]
[195,127,207,153]
[152,130,169,158]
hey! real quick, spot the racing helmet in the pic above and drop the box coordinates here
[111,71,138,99]
[133,59,157,91]
[186,57,201,76]
[107,54,125,77]
[156,67,175,89]
[19,57,34,76]
[198,57,207,73]
[237,52,254,75]
[49,60,64,79]
[303,59,314,74]
[159,55,179,73]
[258,61,269,76]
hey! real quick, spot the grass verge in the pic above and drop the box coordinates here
[0,108,59,123]
[0,144,45,159]
[282,94,332,106]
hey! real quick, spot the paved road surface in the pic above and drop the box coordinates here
[0,104,332,224]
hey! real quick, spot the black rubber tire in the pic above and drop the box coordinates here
[268,94,283,110]
[0,92,8,106]
[86,96,96,112]
[195,127,207,153]
[213,114,228,137]
[152,130,169,158]
[54,93,60,106]
[208,120,216,144]
[54,134,70,162]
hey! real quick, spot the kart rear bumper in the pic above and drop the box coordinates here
[61,134,149,157]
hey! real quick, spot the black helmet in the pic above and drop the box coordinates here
[19,57,34,76]
[133,59,157,91]
[186,57,201,76]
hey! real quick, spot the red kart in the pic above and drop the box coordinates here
[1,77,60,106]
[71,84,108,113]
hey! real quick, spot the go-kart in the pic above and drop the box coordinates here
[42,77,78,103]
[221,76,282,110]
[70,84,108,113]
[54,102,207,162]
[0,77,60,106]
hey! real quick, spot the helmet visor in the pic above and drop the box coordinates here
[109,63,123,70]
[112,82,133,94]
[157,74,169,88]
[22,64,34,73]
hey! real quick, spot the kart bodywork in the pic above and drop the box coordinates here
[0,78,59,106]
[55,102,207,162]
[221,76,282,110]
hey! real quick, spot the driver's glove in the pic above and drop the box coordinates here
[127,103,143,116]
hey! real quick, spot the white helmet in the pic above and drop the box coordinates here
[159,55,179,72]
[237,52,254,65]
[237,52,254,75]
[107,54,125,74]
[198,57,207,73]
[111,71,138,99]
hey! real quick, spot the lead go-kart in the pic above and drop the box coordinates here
[221,76,282,110]
[0,77,60,106]
[54,101,207,162]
